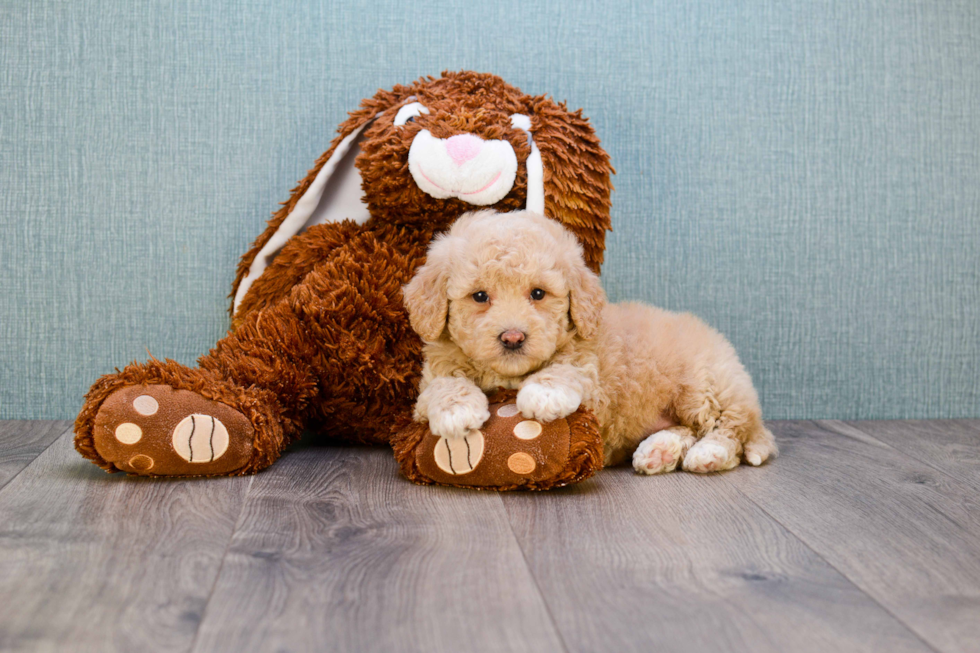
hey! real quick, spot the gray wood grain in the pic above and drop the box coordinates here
[501,465,932,653]
[191,445,565,653]
[0,420,71,490]
[5,420,977,652]
[845,420,980,491]
[0,431,251,653]
[725,420,980,653]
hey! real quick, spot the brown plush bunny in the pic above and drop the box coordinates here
[73,71,613,484]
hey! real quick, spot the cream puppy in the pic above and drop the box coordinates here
[403,210,777,474]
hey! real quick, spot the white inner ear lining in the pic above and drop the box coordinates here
[510,113,544,215]
[233,119,374,312]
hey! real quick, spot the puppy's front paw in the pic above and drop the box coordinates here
[428,396,490,440]
[516,383,582,423]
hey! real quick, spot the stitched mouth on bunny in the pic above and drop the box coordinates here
[408,129,519,206]
[417,167,504,197]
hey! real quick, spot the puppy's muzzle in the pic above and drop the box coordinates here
[499,329,526,350]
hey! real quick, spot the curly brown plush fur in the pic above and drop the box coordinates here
[74,71,613,479]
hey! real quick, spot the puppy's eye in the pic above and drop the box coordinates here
[530,288,546,300]
[472,291,489,303]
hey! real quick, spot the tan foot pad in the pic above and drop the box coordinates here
[93,384,254,476]
[393,389,604,491]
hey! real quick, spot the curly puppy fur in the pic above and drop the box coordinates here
[403,210,777,474]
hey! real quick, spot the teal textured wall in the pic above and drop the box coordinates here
[2,0,978,420]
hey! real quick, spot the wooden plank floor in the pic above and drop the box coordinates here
[0,420,978,653]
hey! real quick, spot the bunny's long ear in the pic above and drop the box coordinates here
[522,96,614,274]
[231,88,413,315]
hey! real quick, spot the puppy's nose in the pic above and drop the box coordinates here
[445,134,482,166]
[499,329,526,350]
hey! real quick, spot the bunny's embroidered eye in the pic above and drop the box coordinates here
[394,102,430,126]
[472,291,489,303]
[530,288,546,300]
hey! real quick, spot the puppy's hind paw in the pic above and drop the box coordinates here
[632,428,694,475]
[682,439,740,474]
[516,383,582,423]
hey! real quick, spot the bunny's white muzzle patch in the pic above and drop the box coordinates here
[408,130,519,206]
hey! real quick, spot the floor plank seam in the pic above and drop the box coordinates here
[499,495,572,653]
[185,473,256,653]
[718,471,943,653]
[840,420,980,492]
[0,426,74,496]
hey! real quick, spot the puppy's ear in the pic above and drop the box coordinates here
[567,256,606,340]
[403,239,453,342]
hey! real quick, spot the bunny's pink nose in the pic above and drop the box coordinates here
[445,134,483,166]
